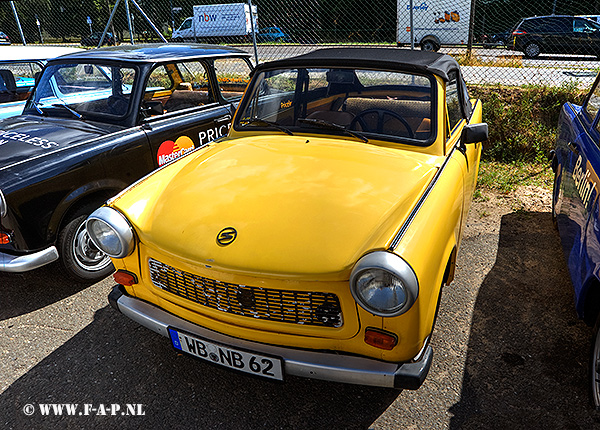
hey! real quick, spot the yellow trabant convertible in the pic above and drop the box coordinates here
[87,48,486,389]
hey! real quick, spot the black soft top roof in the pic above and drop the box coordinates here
[47,43,250,64]
[254,47,460,81]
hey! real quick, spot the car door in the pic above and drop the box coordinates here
[556,77,600,304]
[446,70,481,230]
[141,58,251,168]
[573,18,600,56]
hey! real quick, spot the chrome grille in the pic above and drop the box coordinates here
[148,258,343,328]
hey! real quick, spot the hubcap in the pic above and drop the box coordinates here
[593,329,600,409]
[72,220,112,272]
[526,44,540,57]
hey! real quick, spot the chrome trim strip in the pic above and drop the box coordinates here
[0,246,59,272]
[0,189,6,217]
[113,288,432,389]
[389,144,458,251]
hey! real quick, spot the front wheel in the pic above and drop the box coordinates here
[591,316,600,410]
[551,161,560,228]
[58,207,114,283]
[420,40,439,52]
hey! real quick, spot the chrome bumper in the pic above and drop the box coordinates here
[109,285,432,389]
[0,246,59,272]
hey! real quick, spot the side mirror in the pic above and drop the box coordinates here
[141,100,164,117]
[461,123,488,144]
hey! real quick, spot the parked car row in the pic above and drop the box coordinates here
[2,37,600,410]
[0,43,487,391]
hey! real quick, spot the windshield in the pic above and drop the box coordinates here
[236,67,434,144]
[25,63,137,119]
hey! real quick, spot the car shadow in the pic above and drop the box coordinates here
[0,262,99,321]
[448,211,600,428]
[0,304,400,429]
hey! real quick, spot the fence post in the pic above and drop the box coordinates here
[467,0,476,57]
[9,1,26,45]
[409,0,414,50]
[248,0,259,65]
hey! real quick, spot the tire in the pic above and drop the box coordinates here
[591,315,600,410]
[524,42,541,58]
[551,162,559,229]
[58,206,114,283]
[420,40,439,52]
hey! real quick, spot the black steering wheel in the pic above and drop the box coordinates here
[349,108,414,139]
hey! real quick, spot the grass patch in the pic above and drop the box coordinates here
[469,83,587,163]
[455,53,523,68]
[477,160,553,193]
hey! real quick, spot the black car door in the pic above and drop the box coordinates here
[140,58,251,168]
[573,18,600,56]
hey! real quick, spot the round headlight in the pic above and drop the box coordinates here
[350,252,418,317]
[86,207,135,258]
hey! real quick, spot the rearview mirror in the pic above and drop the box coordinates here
[461,123,488,144]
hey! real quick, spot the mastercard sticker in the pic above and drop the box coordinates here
[157,136,195,166]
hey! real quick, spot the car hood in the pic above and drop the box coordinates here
[0,116,112,170]
[113,135,440,279]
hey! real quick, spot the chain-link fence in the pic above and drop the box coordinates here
[1,0,599,87]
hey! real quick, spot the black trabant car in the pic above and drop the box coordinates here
[0,43,253,282]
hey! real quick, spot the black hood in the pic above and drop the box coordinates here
[0,116,118,170]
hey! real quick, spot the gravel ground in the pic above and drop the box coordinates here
[1,186,600,429]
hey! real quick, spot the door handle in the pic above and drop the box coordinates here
[567,141,579,154]
[215,115,231,125]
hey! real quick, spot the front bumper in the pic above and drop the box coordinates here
[109,285,433,389]
[0,246,59,272]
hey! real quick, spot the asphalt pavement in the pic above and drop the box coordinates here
[1,193,600,429]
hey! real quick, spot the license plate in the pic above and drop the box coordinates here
[168,327,284,381]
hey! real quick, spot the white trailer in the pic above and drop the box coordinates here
[172,3,258,41]
[397,0,472,51]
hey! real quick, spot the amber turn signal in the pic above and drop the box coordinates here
[364,328,398,350]
[113,270,138,286]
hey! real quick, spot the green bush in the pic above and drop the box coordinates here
[469,84,587,163]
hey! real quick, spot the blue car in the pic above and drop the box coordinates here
[256,26,292,42]
[552,72,600,409]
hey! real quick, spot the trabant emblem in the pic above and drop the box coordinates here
[217,227,237,246]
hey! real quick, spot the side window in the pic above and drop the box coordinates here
[575,18,599,33]
[214,58,252,102]
[181,19,192,30]
[145,61,214,114]
[446,71,463,133]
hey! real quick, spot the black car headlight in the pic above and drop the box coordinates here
[86,207,135,258]
[0,189,6,218]
[350,251,418,317]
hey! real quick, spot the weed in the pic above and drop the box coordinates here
[455,53,523,68]
[469,83,586,163]
[477,160,553,193]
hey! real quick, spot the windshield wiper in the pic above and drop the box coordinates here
[242,118,293,135]
[52,103,83,119]
[297,118,368,143]
[32,102,46,116]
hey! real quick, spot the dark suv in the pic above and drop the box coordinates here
[511,15,600,58]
